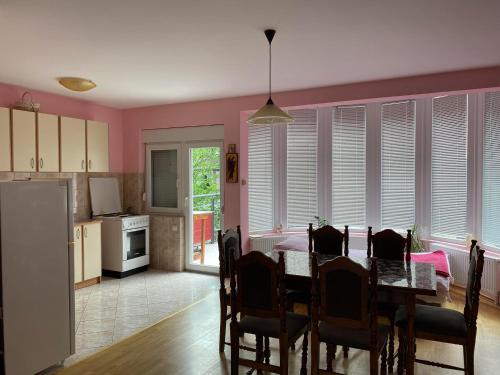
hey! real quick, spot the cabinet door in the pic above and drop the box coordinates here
[83,223,101,280]
[0,107,10,171]
[74,226,83,283]
[60,116,86,172]
[37,113,60,172]
[12,109,36,172]
[86,120,109,172]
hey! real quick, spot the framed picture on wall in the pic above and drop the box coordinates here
[228,143,236,153]
[226,153,238,183]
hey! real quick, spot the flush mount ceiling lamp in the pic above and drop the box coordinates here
[57,77,96,92]
[247,29,293,125]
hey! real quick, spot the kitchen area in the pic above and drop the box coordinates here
[0,104,219,374]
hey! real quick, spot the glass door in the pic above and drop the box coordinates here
[185,142,223,272]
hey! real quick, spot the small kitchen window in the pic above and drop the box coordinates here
[146,143,182,212]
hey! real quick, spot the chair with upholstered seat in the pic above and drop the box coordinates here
[309,223,349,255]
[395,245,485,375]
[310,254,388,375]
[217,226,242,352]
[367,226,411,372]
[230,251,310,375]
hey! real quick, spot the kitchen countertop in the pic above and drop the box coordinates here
[74,219,103,226]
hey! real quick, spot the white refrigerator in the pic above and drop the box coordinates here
[0,180,75,374]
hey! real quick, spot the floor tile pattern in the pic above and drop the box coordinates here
[67,270,218,366]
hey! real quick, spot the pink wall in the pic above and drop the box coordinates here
[0,83,124,172]
[122,66,500,250]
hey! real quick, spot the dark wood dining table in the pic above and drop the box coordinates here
[267,249,437,375]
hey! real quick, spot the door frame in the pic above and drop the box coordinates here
[183,140,224,273]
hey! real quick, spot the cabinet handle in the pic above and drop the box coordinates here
[84,227,87,238]
[81,160,85,170]
[30,157,35,169]
[40,158,44,169]
[76,228,80,239]
[89,160,92,170]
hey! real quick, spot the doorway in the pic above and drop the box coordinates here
[185,142,223,272]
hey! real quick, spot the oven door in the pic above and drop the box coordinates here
[122,227,149,261]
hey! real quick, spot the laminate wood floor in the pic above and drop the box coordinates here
[57,291,500,375]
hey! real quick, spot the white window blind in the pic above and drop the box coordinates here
[287,109,318,228]
[151,148,179,208]
[431,94,468,240]
[248,125,274,232]
[332,106,366,228]
[381,101,416,231]
[482,91,500,248]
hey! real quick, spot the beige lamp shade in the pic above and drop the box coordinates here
[247,98,293,125]
[58,77,96,92]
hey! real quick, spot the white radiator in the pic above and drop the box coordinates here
[429,243,500,304]
[249,235,288,252]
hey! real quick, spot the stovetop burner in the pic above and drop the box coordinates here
[98,213,133,218]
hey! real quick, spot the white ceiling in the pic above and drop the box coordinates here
[1,0,500,108]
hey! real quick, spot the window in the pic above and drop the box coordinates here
[248,125,274,232]
[482,92,500,248]
[380,101,416,231]
[431,94,468,240]
[286,109,318,228]
[331,105,366,228]
[146,144,181,211]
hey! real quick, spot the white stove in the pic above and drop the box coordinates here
[89,178,150,278]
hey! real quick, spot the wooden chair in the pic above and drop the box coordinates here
[229,251,310,375]
[395,245,485,375]
[308,223,349,256]
[218,225,242,352]
[366,226,411,372]
[310,254,389,375]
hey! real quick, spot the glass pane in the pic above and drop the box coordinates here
[151,149,178,208]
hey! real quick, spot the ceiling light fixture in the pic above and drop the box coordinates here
[58,77,96,92]
[247,29,293,125]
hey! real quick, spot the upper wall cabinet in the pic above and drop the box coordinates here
[86,120,109,172]
[12,109,36,172]
[0,108,10,171]
[60,116,86,172]
[37,113,59,172]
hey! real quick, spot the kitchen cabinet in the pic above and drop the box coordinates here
[86,120,109,172]
[12,109,36,172]
[0,107,10,171]
[74,226,83,283]
[37,113,59,172]
[60,116,86,172]
[74,221,101,288]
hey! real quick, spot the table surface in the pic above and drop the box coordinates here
[268,249,437,296]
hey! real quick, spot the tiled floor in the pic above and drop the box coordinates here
[68,269,219,366]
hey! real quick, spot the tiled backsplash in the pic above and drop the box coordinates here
[0,171,187,272]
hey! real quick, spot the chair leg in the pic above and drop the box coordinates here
[279,335,289,375]
[326,344,334,372]
[466,342,475,375]
[463,345,468,375]
[311,331,319,375]
[230,321,240,375]
[219,295,227,352]
[300,332,308,375]
[370,349,378,375]
[343,345,349,358]
[397,331,406,375]
[256,335,263,374]
[264,336,270,365]
[381,343,388,375]
[388,319,395,373]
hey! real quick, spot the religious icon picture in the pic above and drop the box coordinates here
[226,153,238,183]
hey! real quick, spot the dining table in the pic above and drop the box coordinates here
[267,249,437,375]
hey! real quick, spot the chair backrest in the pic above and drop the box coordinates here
[464,245,485,329]
[367,227,411,262]
[311,254,378,330]
[308,223,349,256]
[230,250,285,320]
[469,239,477,261]
[218,226,242,288]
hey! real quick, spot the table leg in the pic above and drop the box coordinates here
[405,294,416,375]
[200,218,206,264]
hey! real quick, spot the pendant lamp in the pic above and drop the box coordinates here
[247,29,293,125]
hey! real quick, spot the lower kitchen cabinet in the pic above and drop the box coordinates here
[74,221,102,289]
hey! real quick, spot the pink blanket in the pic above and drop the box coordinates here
[411,250,450,277]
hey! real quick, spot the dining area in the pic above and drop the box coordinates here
[217,224,486,375]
